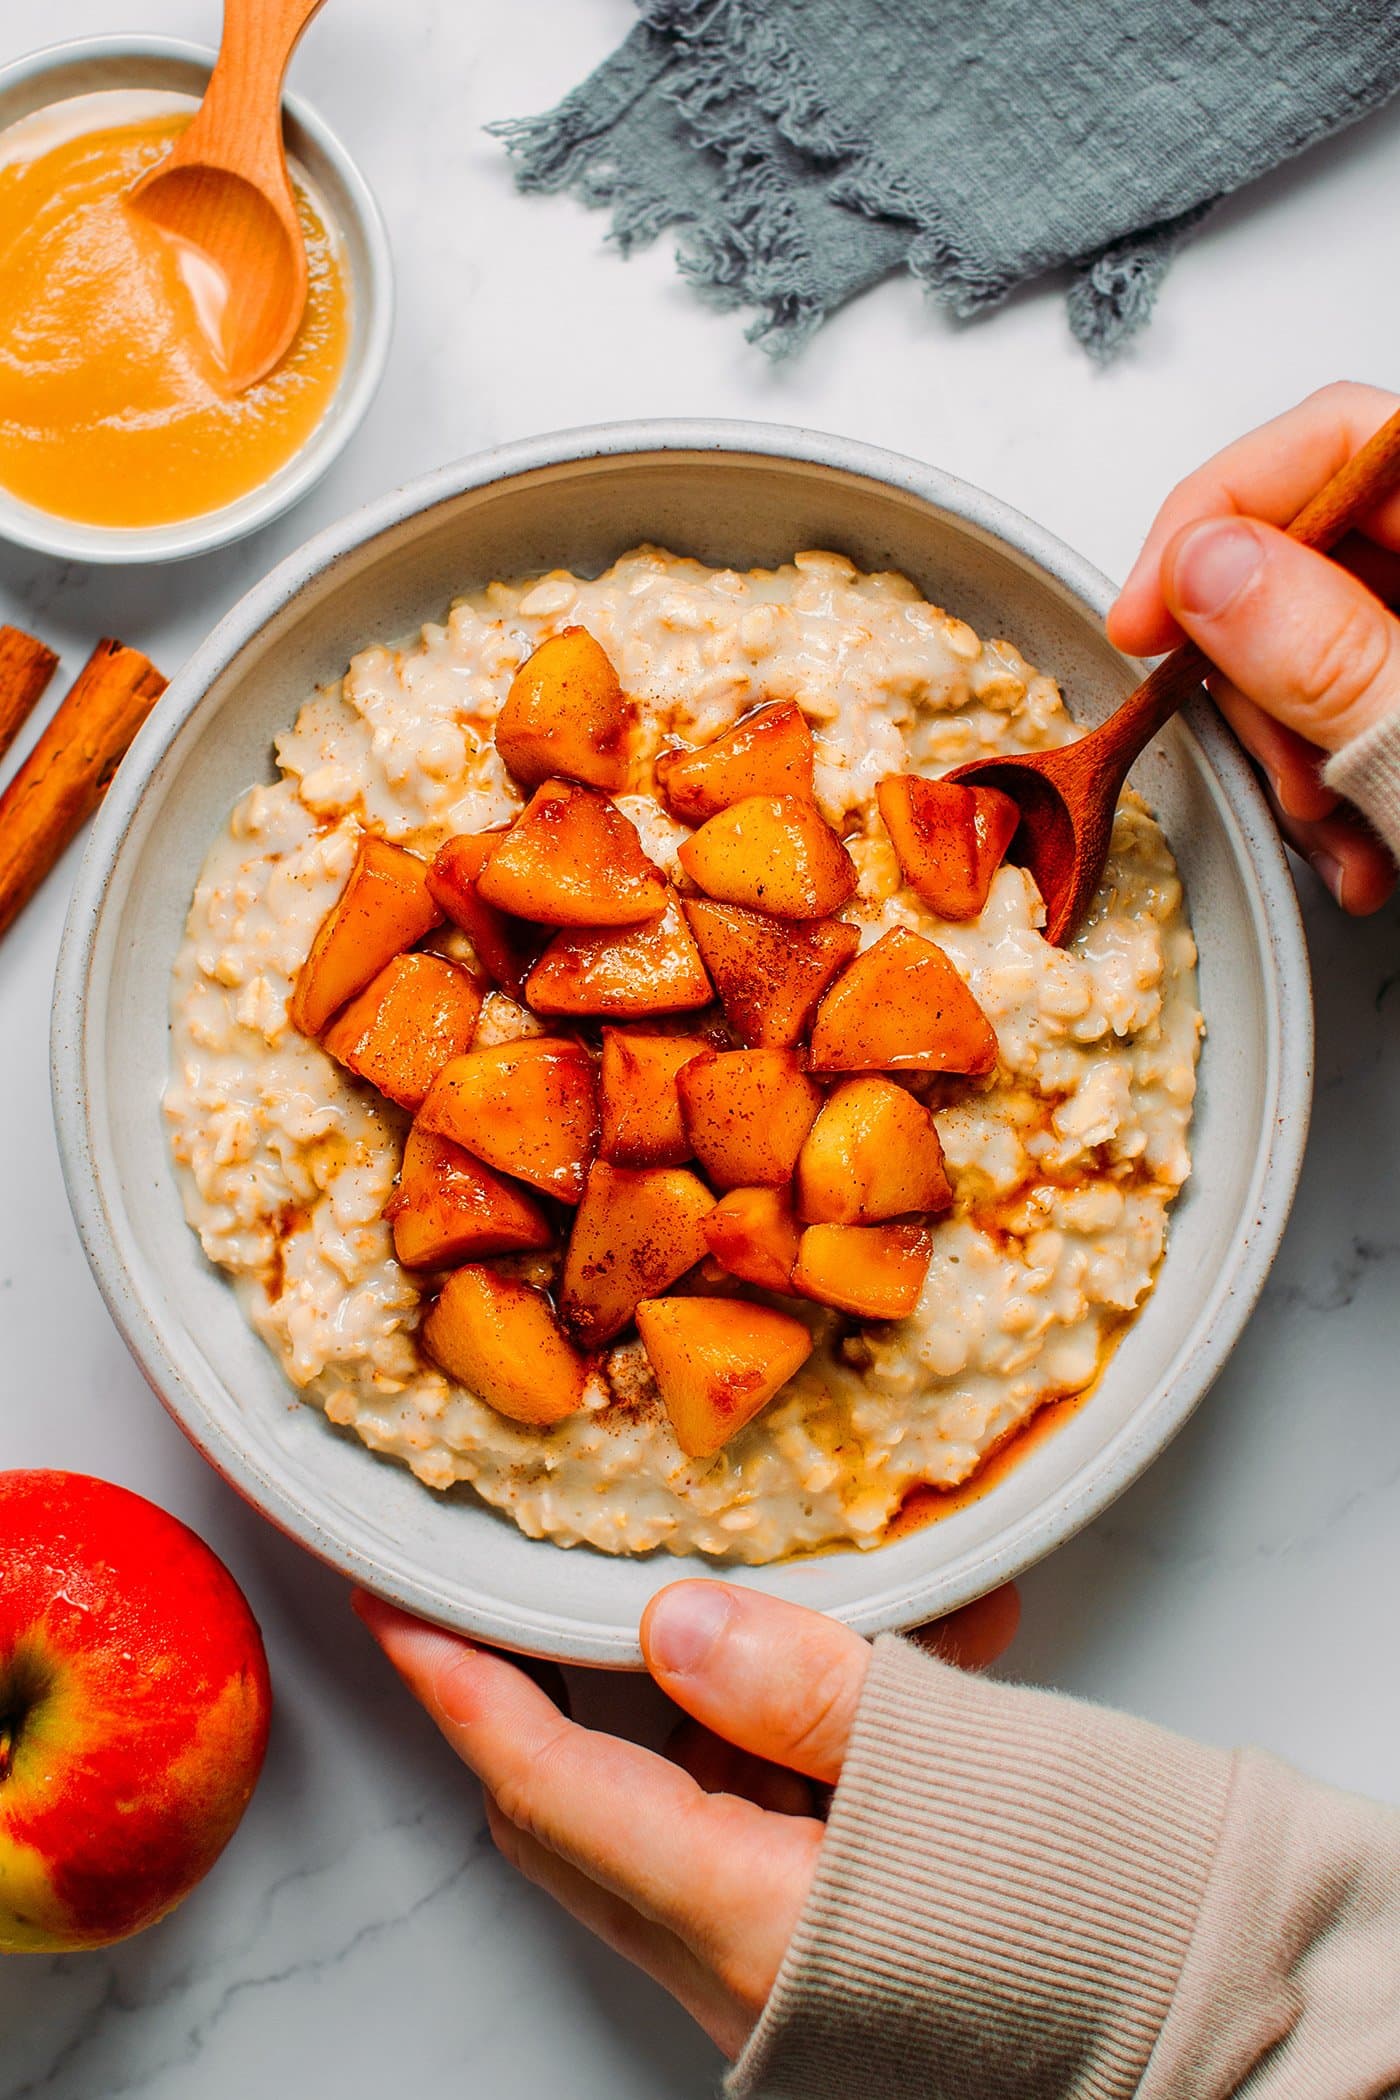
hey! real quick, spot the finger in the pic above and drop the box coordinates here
[354,1590,820,1963]
[1275,804,1397,916]
[663,1716,819,1817]
[1205,686,1393,906]
[482,1793,752,2054]
[643,1583,873,1785]
[1210,677,1340,822]
[1108,381,1400,655]
[909,1582,1022,1670]
[1156,516,1400,753]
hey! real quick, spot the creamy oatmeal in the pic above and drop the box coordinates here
[166,548,1199,1562]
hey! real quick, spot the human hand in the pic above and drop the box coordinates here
[354,1580,1019,2058]
[1108,380,1400,914]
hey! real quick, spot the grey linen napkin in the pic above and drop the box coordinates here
[492,0,1400,357]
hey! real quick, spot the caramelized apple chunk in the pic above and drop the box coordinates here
[417,1036,598,1203]
[796,1078,952,1224]
[525,896,713,1018]
[599,1028,709,1168]
[877,774,1019,919]
[792,1221,934,1319]
[291,836,442,1038]
[656,700,815,824]
[702,1185,802,1293]
[560,1162,715,1347]
[427,832,542,996]
[475,780,668,927]
[682,898,859,1047]
[386,1125,553,1268]
[421,1266,589,1426]
[635,1296,814,1458]
[809,927,998,1076]
[677,794,857,918]
[677,1047,823,1189]
[322,953,482,1110]
[495,628,631,792]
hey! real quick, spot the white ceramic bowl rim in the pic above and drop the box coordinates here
[51,419,1313,1662]
[0,34,394,564]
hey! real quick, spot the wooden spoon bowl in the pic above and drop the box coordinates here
[127,0,328,394]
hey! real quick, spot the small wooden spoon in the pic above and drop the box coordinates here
[947,405,1400,944]
[127,0,329,394]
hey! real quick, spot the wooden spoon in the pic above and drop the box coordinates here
[947,405,1400,945]
[127,0,329,394]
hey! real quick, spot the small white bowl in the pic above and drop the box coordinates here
[0,36,393,565]
[52,422,1313,1664]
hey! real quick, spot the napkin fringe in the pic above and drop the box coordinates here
[661,14,849,353]
[658,0,1006,351]
[488,25,684,254]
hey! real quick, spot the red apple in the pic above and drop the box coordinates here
[0,1471,272,1953]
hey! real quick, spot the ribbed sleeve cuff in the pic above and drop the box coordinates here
[729,1635,1233,2100]
[1323,709,1400,859]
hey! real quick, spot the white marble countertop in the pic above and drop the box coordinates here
[2,2,1398,2092]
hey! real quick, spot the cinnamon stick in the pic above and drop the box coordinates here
[0,624,59,765]
[0,638,167,942]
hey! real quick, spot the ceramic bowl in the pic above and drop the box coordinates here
[51,421,1312,1664]
[0,36,393,564]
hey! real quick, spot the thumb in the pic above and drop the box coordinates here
[642,1583,870,1785]
[1162,516,1400,753]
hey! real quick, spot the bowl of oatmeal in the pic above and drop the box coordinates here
[52,422,1311,1663]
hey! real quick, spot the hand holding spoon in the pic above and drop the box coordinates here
[127,0,329,394]
[947,405,1400,944]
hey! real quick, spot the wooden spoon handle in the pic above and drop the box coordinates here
[1286,404,1400,551]
[185,0,329,178]
[1096,401,1400,770]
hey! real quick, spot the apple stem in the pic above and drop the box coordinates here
[0,1723,11,1783]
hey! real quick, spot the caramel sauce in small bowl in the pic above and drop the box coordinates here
[0,103,350,529]
[0,44,391,562]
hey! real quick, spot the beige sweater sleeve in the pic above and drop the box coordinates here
[730,1638,1400,2100]
[1323,705,1400,856]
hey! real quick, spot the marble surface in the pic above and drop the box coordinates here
[2,2,1398,2092]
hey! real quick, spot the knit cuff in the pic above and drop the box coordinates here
[1323,709,1400,859]
[729,1635,1233,2100]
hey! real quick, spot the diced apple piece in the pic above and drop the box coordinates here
[291,836,443,1038]
[421,1265,588,1426]
[877,774,1020,920]
[792,1221,934,1320]
[677,795,856,918]
[386,1125,553,1268]
[809,927,998,1076]
[702,1186,802,1293]
[599,1028,709,1168]
[322,953,483,1110]
[656,700,815,824]
[418,1036,598,1203]
[560,1162,715,1347]
[683,897,859,1047]
[635,1296,813,1458]
[495,628,631,792]
[796,1078,952,1224]
[428,832,542,997]
[525,895,713,1018]
[677,1047,823,1189]
[475,780,667,927]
